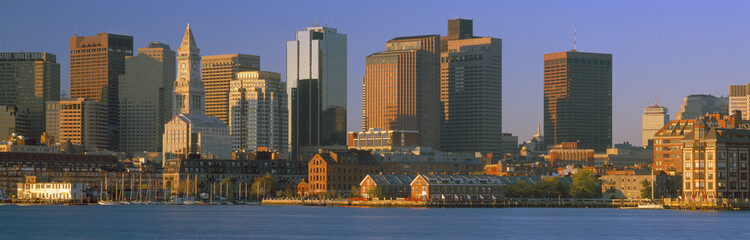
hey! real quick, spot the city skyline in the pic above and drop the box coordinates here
[3,1,750,146]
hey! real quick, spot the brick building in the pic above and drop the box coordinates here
[359,174,415,199]
[307,151,381,196]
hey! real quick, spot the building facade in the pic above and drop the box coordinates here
[287,26,348,160]
[374,147,484,175]
[547,142,595,167]
[0,52,60,142]
[440,19,503,154]
[729,84,750,120]
[17,178,85,203]
[543,51,612,152]
[118,42,176,153]
[307,151,381,196]
[45,98,108,152]
[229,71,288,152]
[410,174,512,200]
[347,128,419,151]
[0,106,31,141]
[363,35,440,148]
[70,33,133,151]
[676,94,728,120]
[642,103,669,148]
[359,174,415,199]
[203,54,260,124]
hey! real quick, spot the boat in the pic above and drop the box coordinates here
[64,203,88,206]
[637,203,664,209]
[97,200,118,206]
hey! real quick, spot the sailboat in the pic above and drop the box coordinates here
[98,174,117,205]
[637,172,664,209]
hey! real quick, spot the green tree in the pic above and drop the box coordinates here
[282,183,295,198]
[505,180,534,198]
[220,177,236,201]
[640,179,652,199]
[350,186,360,198]
[367,186,383,199]
[251,173,278,199]
[570,170,601,198]
[534,177,570,198]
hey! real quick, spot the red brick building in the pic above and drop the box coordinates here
[359,174,415,199]
[307,151,381,196]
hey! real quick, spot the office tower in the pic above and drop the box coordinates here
[0,52,60,142]
[119,42,176,153]
[229,71,288,152]
[287,26,347,160]
[439,19,502,154]
[642,101,669,148]
[0,106,31,140]
[676,94,728,120]
[46,98,108,151]
[163,24,231,163]
[70,33,133,151]
[203,54,260,124]
[543,50,612,152]
[729,84,750,120]
[362,35,441,149]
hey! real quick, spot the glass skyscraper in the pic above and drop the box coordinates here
[286,26,347,160]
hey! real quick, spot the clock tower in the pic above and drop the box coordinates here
[173,24,204,116]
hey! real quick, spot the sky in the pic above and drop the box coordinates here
[2,0,749,147]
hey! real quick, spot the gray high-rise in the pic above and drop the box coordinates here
[286,26,347,160]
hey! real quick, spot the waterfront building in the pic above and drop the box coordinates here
[363,34,440,148]
[410,174,530,200]
[203,54,260,124]
[306,150,381,196]
[440,19,503,154]
[0,52,60,142]
[229,71,288,152]
[0,139,58,153]
[729,84,750,120]
[119,42,176,153]
[163,25,231,163]
[681,117,750,200]
[544,50,612,152]
[600,172,671,199]
[359,174,415,199]
[347,128,419,152]
[0,152,119,200]
[547,142,595,167]
[642,102,669,148]
[45,98,108,152]
[162,157,306,198]
[652,113,746,175]
[16,176,85,203]
[676,94,728,120]
[70,33,133,151]
[0,106,31,141]
[287,26,347,160]
[374,147,484,175]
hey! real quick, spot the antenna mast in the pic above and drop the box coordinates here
[574,22,577,51]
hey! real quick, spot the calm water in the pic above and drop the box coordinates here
[1,205,750,239]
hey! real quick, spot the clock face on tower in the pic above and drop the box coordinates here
[192,63,197,70]
[181,63,187,70]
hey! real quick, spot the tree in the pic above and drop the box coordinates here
[570,170,601,198]
[220,177,236,201]
[367,186,383,199]
[505,180,534,198]
[534,177,570,198]
[640,179,652,199]
[251,173,278,199]
[350,186,360,198]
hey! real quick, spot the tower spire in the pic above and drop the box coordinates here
[573,22,577,51]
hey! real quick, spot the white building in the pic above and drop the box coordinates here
[642,103,669,148]
[163,24,230,164]
[729,83,750,120]
[229,71,287,153]
[17,182,85,202]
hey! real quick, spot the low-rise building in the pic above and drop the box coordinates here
[347,128,419,152]
[375,147,484,175]
[359,174,415,199]
[410,174,521,201]
[547,142,594,167]
[601,172,676,199]
[307,150,381,196]
[16,176,85,203]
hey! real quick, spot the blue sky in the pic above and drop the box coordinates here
[2,0,749,146]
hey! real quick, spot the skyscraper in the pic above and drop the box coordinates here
[119,42,176,153]
[229,71,288,152]
[46,98,108,152]
[0,52,60,142]
[287,26,347,160]
[70,33,133,151]
[543,50,612,152]
[203,54,260,124]
[362,34,441,148]
[163,25,231,163]
[642,102,669,148]
[440,19,502,154]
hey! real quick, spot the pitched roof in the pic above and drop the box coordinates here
[366,174,416,186]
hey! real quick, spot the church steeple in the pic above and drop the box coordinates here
[173,24,204,116]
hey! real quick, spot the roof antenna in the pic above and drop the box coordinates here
[573,22,577,52]
[655,91,658,107]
